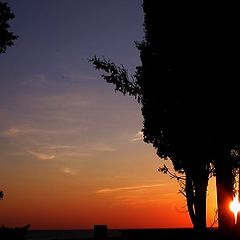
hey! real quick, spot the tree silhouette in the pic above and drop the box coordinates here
[91,1,240,237]
[0,190,3,200]
[90,2,211,233]
[0,0,18,54]
[90,51,210,232]
[0,0,17,206]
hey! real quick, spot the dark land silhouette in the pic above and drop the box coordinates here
[0,224,30,240]
[45,227,240,240]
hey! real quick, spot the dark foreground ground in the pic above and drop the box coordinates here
[50,228,240,240]
[118,228,240,240]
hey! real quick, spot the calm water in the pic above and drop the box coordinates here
[26,229,121,240]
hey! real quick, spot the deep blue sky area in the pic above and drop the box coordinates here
[1,0,143,88]
[0,0,143,134]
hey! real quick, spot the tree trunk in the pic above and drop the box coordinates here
[215,148,235,232]
[194,179,207,229]
[192,164,209,239]
[185,165,209,235]
[236,167,240,233]
[185,174,197,227]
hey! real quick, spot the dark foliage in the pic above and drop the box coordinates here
[90,0,240,234]
[90,56,142,102]
[0,1,18,53]
[0,190,3,200]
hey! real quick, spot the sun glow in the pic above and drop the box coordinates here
[229,194,240,224]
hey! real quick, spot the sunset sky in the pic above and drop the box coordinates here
[0,0,217,229]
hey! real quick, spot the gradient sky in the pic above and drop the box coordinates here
[0,0,217,229]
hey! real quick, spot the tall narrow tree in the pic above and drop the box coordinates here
[91,1,240,236]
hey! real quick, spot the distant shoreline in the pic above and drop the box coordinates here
[28,227,208,230]
[26,227,222,240]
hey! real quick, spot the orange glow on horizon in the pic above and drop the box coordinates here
[0,166,220,229]
[229,194,240,224]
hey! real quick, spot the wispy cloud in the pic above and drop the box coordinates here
[1,127,48,137]
[21,74,49,87]
[41,94,90,109]
[28,150,56,160]
[93,143,116,152]
[1,127,42,137]
[2,127,86,138]
[96,184,164,194]
[3,128,21,137]
[61,167,77,175]
[48,145,78,150]
[131,131,143,142]
[114,195,160,207]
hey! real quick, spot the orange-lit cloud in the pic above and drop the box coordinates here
[92,142,116,152]
[131,131,143,141]
[1,127,42,137]
[28,150,56,160]
[3,128,21,136]
[48,145,78,150]
[2,126,87,138]
[96,183,165,193]
[61,167,77,175]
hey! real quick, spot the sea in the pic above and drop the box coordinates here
[26,229,121,240]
